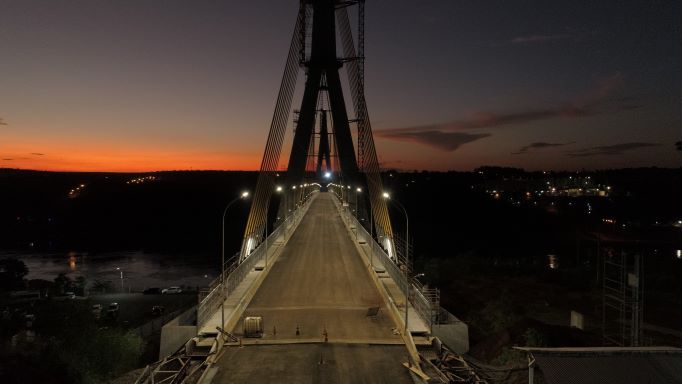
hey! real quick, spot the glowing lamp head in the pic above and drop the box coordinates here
[324,172,331,179]
[276,186,283,192]
[356,187,362,193]
[241,191,250,198]
[382,192,390,199]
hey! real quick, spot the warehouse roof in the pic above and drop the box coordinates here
[513,347,682,384]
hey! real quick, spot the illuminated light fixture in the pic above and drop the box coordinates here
[356,187,362,192]
[324,172,331,178]
[276,186,283,192]
[241,191,250,198]
[382,192,390,199]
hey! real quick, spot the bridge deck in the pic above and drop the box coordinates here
[212,193,412,383]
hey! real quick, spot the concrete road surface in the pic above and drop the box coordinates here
[213,344,413,384]
[232,192,400,342]
[214,192,411,383]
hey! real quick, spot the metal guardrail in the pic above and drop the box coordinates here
[345,208,408,293]
[340,198,442,329]
[196,195,315,328]
[411,280,440,331]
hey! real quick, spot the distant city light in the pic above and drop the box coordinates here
[677,249,682,259]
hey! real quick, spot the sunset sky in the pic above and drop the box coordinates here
[1,0,680,172]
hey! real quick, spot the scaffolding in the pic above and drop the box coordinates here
[602,248,643,346]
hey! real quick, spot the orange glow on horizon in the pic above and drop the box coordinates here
[0,139,263,172]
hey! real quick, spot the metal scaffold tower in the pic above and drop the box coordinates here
[602,248,643,347]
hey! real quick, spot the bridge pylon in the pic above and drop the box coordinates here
[240,0,394,261]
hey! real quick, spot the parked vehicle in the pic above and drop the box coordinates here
[152,305,166,316]
[92,304,102,319]
[106,302,119,318]
[161,286,182,294]
[25,314,35,328]
[143,287,161,295]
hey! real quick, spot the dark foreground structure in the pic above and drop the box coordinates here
[516,346,682,384]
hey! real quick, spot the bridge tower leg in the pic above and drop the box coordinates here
[316,110,332,175]
[286,0,358,186]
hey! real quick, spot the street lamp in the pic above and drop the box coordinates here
[116,267,123,290]
[221,191,249,291]
[220,190,249,329]
[265,185,285,270]
[383,192,410,336]
[354,187,362,218]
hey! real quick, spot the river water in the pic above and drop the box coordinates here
[1,250,217,291]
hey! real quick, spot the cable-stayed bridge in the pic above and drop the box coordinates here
[137,1,467,383]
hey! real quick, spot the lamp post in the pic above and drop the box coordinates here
[265,185,284,271]
[344,185,351,222]
[369,200,374,270]
[221,191,249,328]
[354,187,362,218]
[383,192,410,336]
[116,267,123,291]
[353,187,362,240]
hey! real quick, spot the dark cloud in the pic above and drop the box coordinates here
[512,141,574,155]
[566,142,660,157]
[676,141,681,151]
[380,74,628,135]
[376,130,490,151]
[377,106,593,135]
[30,153,45,156]
[0,118,7,126]
[375,73,636,151]
[2,158,14,161]
[511,34,572,45]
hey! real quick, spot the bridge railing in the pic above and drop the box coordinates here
[338,198,442,329]
[410,279,440,332]
[337,200,408,294]
[196,193,316,329]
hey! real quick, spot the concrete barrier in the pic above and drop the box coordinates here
[159,306,198,359]
[331,196,424,371]
[432,310,469,354]
[332,194,470,355]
